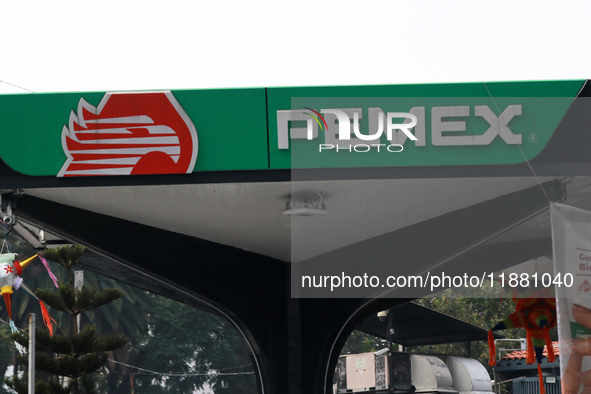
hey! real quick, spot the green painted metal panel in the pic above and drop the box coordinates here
[0,88,269,176]
[0,81,585,176]
[172,89,269,172]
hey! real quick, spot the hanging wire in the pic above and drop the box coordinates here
[482,81,552,203]
[0,318,25,332]
[0,227,12,251]
[0,80,34,93]
[107,359,254,377]
[0,222,15,239]
[0,317,254,377]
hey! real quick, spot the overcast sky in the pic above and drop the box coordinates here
[1,0,589,94]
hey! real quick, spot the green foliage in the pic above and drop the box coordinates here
[10,325,127,389]
[12,326,127,357]
[35,377,72,394]
[36,285,124,317]
[6,376,77,394]
[78,375,99,394]
[341,330,387,354]
[35,287,69,314]
[4,374,27,394]
[32,351,107,378]
[77,275,149,344]
[0,319,14,375]
[8,246,129,394]
[411,285,528,366]
[124,295,257,394]
[3,242,257,393]
[42,247,88,271]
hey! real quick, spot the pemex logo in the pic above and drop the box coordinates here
[578,279,591,293]
[57,91,198,177]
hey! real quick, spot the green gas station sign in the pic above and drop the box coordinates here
[0,80,584,176]
[267,80,584,169]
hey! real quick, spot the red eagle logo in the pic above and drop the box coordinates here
[58,91,198,177]
[579,279,591,293]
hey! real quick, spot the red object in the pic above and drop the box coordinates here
[543,327,556,362]
[526,331,535,364]
[2,293,11,320]
[59,92,198,177]
[13,261,21,276]
[537,363,546,394]
[488,330,496,366]
[38,300,55,336]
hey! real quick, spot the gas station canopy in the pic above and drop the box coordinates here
[1,80,591,393]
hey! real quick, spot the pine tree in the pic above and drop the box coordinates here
[4,246,128,394]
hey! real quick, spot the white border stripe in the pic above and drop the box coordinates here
[72,157,142,165]
[63,168,134,175]
[74,125,176,135]
[93,115,153,124]
[77,137,179,145]
[69,146,181,155]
